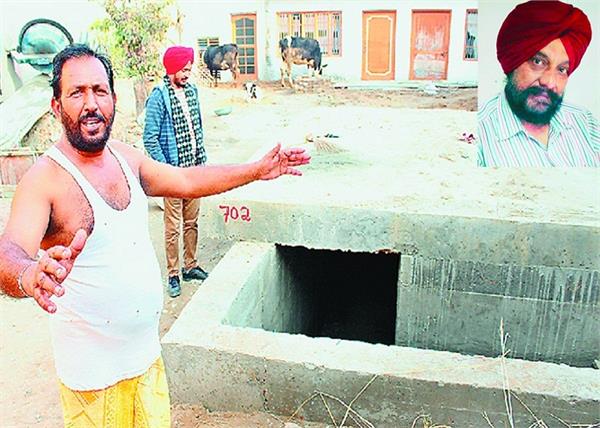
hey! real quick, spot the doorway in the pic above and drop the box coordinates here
[361,11,396,81]
[409,10,451,80]
[231,14,257,81]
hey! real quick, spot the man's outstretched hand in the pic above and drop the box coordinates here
[256,144,311,181]
[22,229,88,313]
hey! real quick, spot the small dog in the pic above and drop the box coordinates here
[243,81,261,102]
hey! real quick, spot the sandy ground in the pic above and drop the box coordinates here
[0,82,476,427]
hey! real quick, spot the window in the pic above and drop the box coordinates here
[197,36,219,52]
[278,11,342,56]
[463,9,478,60]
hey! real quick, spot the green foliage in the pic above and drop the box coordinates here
[90,0,174,80]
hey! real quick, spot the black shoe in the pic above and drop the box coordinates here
[182,266,209,281]
[168,276,181,298]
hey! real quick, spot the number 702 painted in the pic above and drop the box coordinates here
[219,205,251,223]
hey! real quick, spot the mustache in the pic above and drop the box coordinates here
[522,86,560,102]
[79,112,106,123]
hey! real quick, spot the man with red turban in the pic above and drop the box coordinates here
[478,0,599,167]
[143,46,210,297]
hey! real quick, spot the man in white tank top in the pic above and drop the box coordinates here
[0,44,310,427]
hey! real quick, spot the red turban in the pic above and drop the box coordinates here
[497,0,592,75]
[163,46,194,75]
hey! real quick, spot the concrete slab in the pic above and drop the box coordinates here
[396,256,600,367]
[197,106,600,269]
[162,242,600,426]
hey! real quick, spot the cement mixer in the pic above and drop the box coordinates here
[0,18,73,183]
[10,18,73,74]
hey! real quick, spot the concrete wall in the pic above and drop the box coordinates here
[224,245,317,334]
[396,255,600,367]
[478,0,600,118]
[222,241,599,368]
[263,246,320,335]
[222,246,275,328]
[201,200,600,270]
[166,343,600,426]
[177,0,477,83]
[163,242,600,427]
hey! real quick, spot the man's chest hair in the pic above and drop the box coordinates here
[64,160,131,209]
[46,171,131,238]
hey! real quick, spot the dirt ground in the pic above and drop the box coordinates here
[1,81,476,427]
[20,80,476,154]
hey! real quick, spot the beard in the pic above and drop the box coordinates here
[174,78,188,88]
[60,107,114,153]
[504,73,563,125]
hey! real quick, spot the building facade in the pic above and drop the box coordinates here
[179,0,478,83]
[0,0,478,100]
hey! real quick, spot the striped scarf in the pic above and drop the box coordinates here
[165,76,207,167]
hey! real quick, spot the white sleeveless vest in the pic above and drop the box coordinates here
[46,145,163,390]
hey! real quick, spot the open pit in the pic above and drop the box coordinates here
[162,99,600,426]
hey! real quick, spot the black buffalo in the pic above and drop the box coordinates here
[203,44,239,85]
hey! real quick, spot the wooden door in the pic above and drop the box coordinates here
[231,14,257,81]
[362,11,396,80]
[409,10,451,80]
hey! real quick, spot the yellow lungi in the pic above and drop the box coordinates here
[59,357,171,428]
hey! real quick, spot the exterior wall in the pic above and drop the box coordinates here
[178,1,265,83]
[0,0,479,98]
[392,1,478,82]
[177,0,477,83]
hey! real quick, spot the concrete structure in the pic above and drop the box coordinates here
[163,243,600,426]
[163,104,600,424]
[397,256,599,367]
[178,0,478,83]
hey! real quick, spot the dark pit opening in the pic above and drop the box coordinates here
[224,244,597,368]
[276,245,399,345]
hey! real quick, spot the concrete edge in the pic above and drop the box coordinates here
[162,242,600,402]
[198,198,600,269]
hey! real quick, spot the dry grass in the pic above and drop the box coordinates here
[410,414,452,428]
[286,375,456,428]
[303,133,346,154]
[485,318,599,428]
[286,375,377,428]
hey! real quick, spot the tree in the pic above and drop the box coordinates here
[90,0,175,113]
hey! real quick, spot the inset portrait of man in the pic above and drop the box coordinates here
[477,0,600,167]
